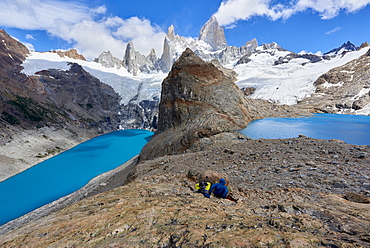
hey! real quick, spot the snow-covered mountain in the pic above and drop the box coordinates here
[20,16,370,132]
[324,41,359,56]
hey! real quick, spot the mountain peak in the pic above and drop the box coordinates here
[199,16,227,51]
[166,25,175,41]
[324,41,358,56]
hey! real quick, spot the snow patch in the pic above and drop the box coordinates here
[355,103,370,115]
[322,82,344,88]
[351,88,370,101]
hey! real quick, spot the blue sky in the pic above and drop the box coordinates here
[1,0,369,60]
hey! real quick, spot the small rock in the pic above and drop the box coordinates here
[305,161,316,166]
[357,152,367,159]
[344,192,370,203]
[333,182,348,188]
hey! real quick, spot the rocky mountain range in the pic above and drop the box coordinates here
[94,16,258,73]
[91,15,370,118]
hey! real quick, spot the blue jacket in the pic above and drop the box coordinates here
[209,178,228,198]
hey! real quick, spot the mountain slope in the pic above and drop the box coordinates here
[0,30,123,181]
[298,47,370,114]
[233,45,370,108]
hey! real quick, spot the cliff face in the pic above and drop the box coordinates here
[33,63,121,131]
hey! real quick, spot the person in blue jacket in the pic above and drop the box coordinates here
[209,178,228,198]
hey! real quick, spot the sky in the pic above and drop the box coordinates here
[1,0,369,60]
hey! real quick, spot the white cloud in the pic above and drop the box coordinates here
[0,0,166,60]
[293,0,370,20]
[114,17,166,56]
[215,0,370,26]
[0,0,91,30]
[50,19,127,60]
[25,34,36,40]
[325,26,342,35]
[91,5,107,15]
[48,16,165,60]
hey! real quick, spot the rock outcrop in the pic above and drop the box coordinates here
[139,48,305,161]
[139,48,250,161]
[159,25,177,72]
[123,41,158,75]
[51,49,86,61]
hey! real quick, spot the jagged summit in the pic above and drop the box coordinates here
[166,25,175,41]
[324,41,359,56]
[199,16,228,51]
[94,50,122,69]
[94,17,257,74]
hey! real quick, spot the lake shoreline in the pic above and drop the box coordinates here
[0,156,138,235]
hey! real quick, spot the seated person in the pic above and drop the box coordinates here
[209,178,228,198]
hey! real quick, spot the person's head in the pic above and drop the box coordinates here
[219,178,226,185]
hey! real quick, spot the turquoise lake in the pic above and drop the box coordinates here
[239,113,370,146]
[0,129,153,226]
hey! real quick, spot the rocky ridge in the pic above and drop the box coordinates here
[50,49,86,61]
[93,50,123,69]
[96,15,258,74]
[324,41,359,56]
[298,45,370,114]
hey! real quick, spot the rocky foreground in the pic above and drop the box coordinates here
[0,134,369,247]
